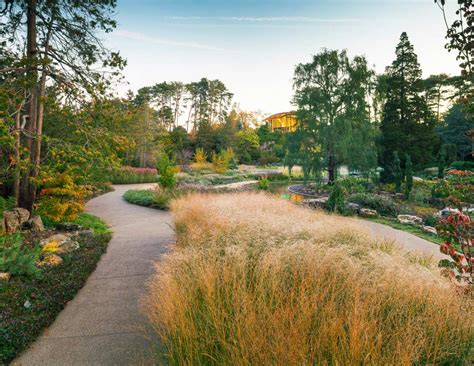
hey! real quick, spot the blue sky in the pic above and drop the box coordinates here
[106,0,460,113]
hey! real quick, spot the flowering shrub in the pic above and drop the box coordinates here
[107,166,159,184]
[437,211,473,286]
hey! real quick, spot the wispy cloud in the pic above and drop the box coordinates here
[113,30,227,51]
[165,16,359,23]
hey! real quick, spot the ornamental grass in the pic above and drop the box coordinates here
[146,192,473,365]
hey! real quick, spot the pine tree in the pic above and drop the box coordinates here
[393,151,402,193]
[380,32,438,182]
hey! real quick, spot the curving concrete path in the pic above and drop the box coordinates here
[359,219,446,260]
[14,184,174,366]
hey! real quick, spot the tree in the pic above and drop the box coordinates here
[236,130,260,163]
[393,151,402,193]
[293,49,377,183]
[434,0,473,76]
[437,104,473,160]
[1,0,125,211]
[404,154,413,200]
[434,0,473,119]
[380,32,438,181]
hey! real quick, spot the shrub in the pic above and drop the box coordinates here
[157,155,176,189]
[123,187,182,210]
[326,183,346,214]
[0,196,15,218]
[257,178,269,190]
[349,193,399,217]
[35,174,89,222]
[146,193,473,365]
[338,177,368,194]
[393,151,402,193]
[0,233,41,278]
[449,161,474,171]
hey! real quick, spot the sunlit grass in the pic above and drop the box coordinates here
[146,192,473,365]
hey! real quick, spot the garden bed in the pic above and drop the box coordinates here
[0,214,111,364]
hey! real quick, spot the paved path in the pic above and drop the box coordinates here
[14,184,174,366]
[359,219,445,259]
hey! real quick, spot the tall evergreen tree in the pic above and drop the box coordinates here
[437,104,473,160]
[380,32,438,181]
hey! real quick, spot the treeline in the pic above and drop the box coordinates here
[287,32,472,184]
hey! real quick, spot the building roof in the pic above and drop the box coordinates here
[264,111,297,121]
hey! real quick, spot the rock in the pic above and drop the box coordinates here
[23,300,32,309]
[60,240,80,253]
[71,229,94,242]
[302,197,328,209]
[397,215,423,225]
[3,207,30,233]
[348,203,361,213]
[36,254,63,267]
[359,208,378,218]
[422,225,437,235]
[4,211,20,233]
[26,215,44,232]
[40,233,69,246]
[56,222,82,232]
[439,207,460,217]
[13,208,30,225]
[0,272,11,282]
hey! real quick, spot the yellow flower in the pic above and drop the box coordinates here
[42,241,63,254]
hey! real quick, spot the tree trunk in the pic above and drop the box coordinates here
[19,0,38,213]
[14,109,21,205]
[328,153,336,184]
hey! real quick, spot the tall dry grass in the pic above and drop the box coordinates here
[146,192,473,365]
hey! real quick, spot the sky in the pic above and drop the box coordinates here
[105,0,461,115]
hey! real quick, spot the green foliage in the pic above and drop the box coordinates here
[211,148,235,174]
[0,196,15,218]
[157,155,176,189]
[338,177,369,194]
[257,178,269,191]
[404,154,413,200]
[349,193,399,217]
[380,32,438,180]
[293,49,378,183]
[393,152,402,192]
[123,188,181,210]
[449,161,474,171]
[236,130,260,163]
[72,213,110,236]
[437,105,472,160]
[326,184,346,214]
[0,233,41,278]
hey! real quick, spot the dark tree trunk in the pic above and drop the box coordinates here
[328,153,336,184]
[19,0,38,213]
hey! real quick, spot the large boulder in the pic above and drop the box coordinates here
[3,208,30,233]
[359,208,378,218]
[397,215,423,225]
[302,197,328,209]
[422,225,437,235]
[24,215,44,232]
